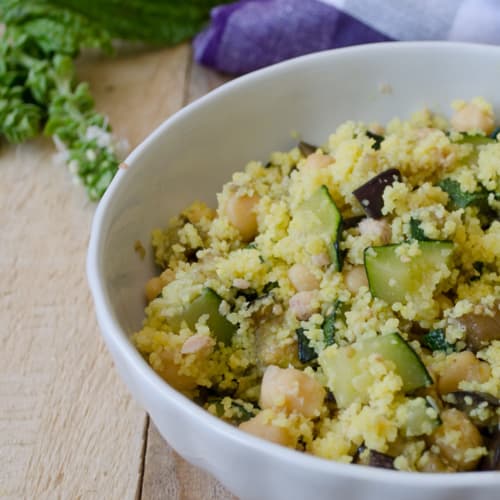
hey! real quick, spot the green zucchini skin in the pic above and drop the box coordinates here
[364,241,454,304]
[296,185,343,271]
[178,288,237,345]
[325,332,432,408]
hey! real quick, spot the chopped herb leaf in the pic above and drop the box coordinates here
[421,328,454,352]
[366,130,384,150]
[439,178,491,214]
[262,281,278,294]
[296,327,317,363]
[409,218,430,241]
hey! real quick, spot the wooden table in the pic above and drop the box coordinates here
[1,43,237,500]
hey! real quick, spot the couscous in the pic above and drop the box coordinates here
[133,98,499,472]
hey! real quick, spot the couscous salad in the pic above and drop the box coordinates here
[134,98,499,472]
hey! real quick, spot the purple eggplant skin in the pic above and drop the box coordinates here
[354,445,395,470]
[298,141,319,157]
[444,391,499,427]
[353,168,402,218]
[342,215,365,230]
[369,449,396,469]
[479,428,500,471]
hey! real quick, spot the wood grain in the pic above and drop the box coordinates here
[141,423,236,500]
[0,45,190,500]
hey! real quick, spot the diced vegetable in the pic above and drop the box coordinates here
[365,130,384,150]
[439,178,492,216]
[296,328,317,363]
[459,305,500,352]
[409,218,430,241]
[364,241,454,304]
[298,141,319,157]
[353,169,402,218]
[177,288,237,345]
[453,133,496,146]
[355,446,395,469]
[480,429,500,471]
[443,391,499,428]
[326,332,432,408]
[234,281,278,302]
[207,397,257,424]
[421,328,454,352]
[294,185,343,271]
[322,300,343,346]
[342,215,365,230]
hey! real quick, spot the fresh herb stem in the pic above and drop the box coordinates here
[0,0,225,200]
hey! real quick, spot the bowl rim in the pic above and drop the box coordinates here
[87,40,500,486]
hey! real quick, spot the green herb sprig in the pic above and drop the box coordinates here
[0,0,223,200]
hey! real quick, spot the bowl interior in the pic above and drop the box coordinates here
[94,42,500,337]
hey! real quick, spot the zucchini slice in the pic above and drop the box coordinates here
[364,241,454,304]
[453,133,496,146]
[324,333,432,408]
[178,288,237,345]
[295,185,343,271]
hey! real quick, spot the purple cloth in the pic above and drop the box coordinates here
[194,0,391,75]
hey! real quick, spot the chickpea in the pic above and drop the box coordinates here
[260,365,325,417]
[288,263,319,292]
[145,268,176,302]
[451,102,495,135]
[344,266,369,294]
[429,409,483,471]
[154,348,197,392]
[418,452,454,473]
[437,351,491,395]
[226,193,260,242]
[160,268,176,285]
[145,276,164,302]
[180,333,215,355]
[304,152,333,169]
[239,411,295,447]
[289,291,319,320]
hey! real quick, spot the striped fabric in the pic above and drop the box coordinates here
[194,0,500,74]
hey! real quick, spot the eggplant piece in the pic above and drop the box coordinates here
[443,391,499,427]
[298,141,319,157]
[342,215,365,230]
[355,445,395,469]
[296,327,317,363]
[479,428,500,471]
[353,168,402,218]
[459,306,500,352]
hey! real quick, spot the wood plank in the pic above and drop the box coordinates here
[0,44,190,500]
[141,423,236,500]
[139,61,236,500]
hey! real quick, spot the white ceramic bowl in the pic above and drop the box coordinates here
[87,42,500,500]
